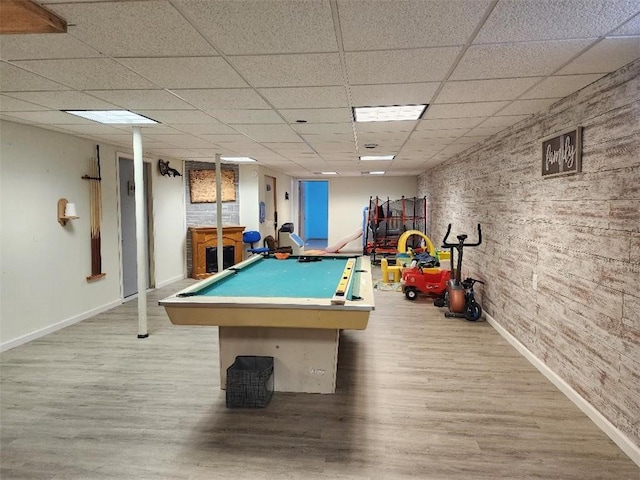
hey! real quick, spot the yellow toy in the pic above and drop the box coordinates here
[380,258,402,283]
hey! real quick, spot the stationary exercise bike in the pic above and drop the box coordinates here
[433,224,485,321]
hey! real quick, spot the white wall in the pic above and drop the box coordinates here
[0,121,185,348]
[327,176,418,252]
[148,158,186,286]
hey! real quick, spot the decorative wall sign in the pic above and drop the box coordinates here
[189,169,236,203]
[541,127,582,178]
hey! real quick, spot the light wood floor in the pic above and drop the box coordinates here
[1,271,638,479]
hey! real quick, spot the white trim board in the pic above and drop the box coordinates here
[0,298,122,353]
[485,313,640,468]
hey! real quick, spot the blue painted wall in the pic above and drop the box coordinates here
[304,181,328,239]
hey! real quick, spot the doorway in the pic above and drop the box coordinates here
[299,180,328,249]
[264,175,277,240]
[119,157,153,299]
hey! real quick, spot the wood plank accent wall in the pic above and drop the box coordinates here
[418,59,640,449]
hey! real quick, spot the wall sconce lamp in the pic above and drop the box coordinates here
[158,159,182,177]
[58,198,79,226]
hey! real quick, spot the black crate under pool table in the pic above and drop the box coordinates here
[160,254,375,394]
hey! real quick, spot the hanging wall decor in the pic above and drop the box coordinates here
[82,145,106,281]
[189,169,236,203]
[158,159,182,177]
[541,127,582,178]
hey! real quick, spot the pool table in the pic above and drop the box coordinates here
[160,254,375,394]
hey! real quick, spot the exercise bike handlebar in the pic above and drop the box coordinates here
[441,223,482,248]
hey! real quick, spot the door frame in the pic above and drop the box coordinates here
[116,153,155,300]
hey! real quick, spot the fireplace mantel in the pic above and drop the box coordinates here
[189,226,245,279]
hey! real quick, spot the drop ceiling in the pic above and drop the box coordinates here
[1,0,639,177]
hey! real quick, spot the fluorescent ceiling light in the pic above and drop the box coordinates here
[360,155,395,161]
[220,156,256,163]
[354,104,427,122]
[369,171,385,175]
[63,110,158,124]
[320,171,337,175]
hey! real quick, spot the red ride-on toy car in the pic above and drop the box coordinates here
[401,260,451,301]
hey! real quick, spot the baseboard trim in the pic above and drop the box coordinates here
[155,273,187,289]
[485,312,640,468]
[0,299,122,353]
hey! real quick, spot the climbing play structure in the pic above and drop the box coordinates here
[363,196,427,262]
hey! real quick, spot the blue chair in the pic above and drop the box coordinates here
[243,230,270,255]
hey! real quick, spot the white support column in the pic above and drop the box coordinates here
[133,127,148,338]
[215,154,224,272]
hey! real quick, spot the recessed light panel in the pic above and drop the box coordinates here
[320,171,337,175]
[369,171,385,175]
[63,110,158,124]
[354,105,427,122]
[360,155,395,161]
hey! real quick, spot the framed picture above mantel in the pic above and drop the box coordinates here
[541,126,582,178]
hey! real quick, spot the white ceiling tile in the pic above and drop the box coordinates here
[119,57,248,89]
[349,83,440,107]
[338,0,492,51]
[171,89,271,110]
[0,95,48,111]
[7,91,119,110]
[556,37,640,75]
[436,77,542,103]
[401,139,449,151]
[50,1,215,57]
[172,123,239,135]
[0,63,70,91]
[12,58,155,90]
[207,110,285,124]
[496,98,558,116]
[450,40,594,80]
[199,134,254,144]
[357,131,409,142]
[232,124,301,142]
[308,141,356,153]
[416,117,486,130]
[5,110,97,124]
[45,124,130,135]
[610,13,640,35]
[87,90,195,110]
[135,110,215,124]
[173,0,337,54]
[408,129,468,139]
[292,123,354,135]
[263,143,316,154]
[478,115,532,128]
[259,86,349,109]
[346,48,461,84]
[475,0,640,43]
[149,134,217,149]
[521,74,605,99]
[465,126,506,137]
[230,53,343,87]
[425,102,509,118]
[404,136,456,147]
[0,34,101,60]
[279,108,352,124]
